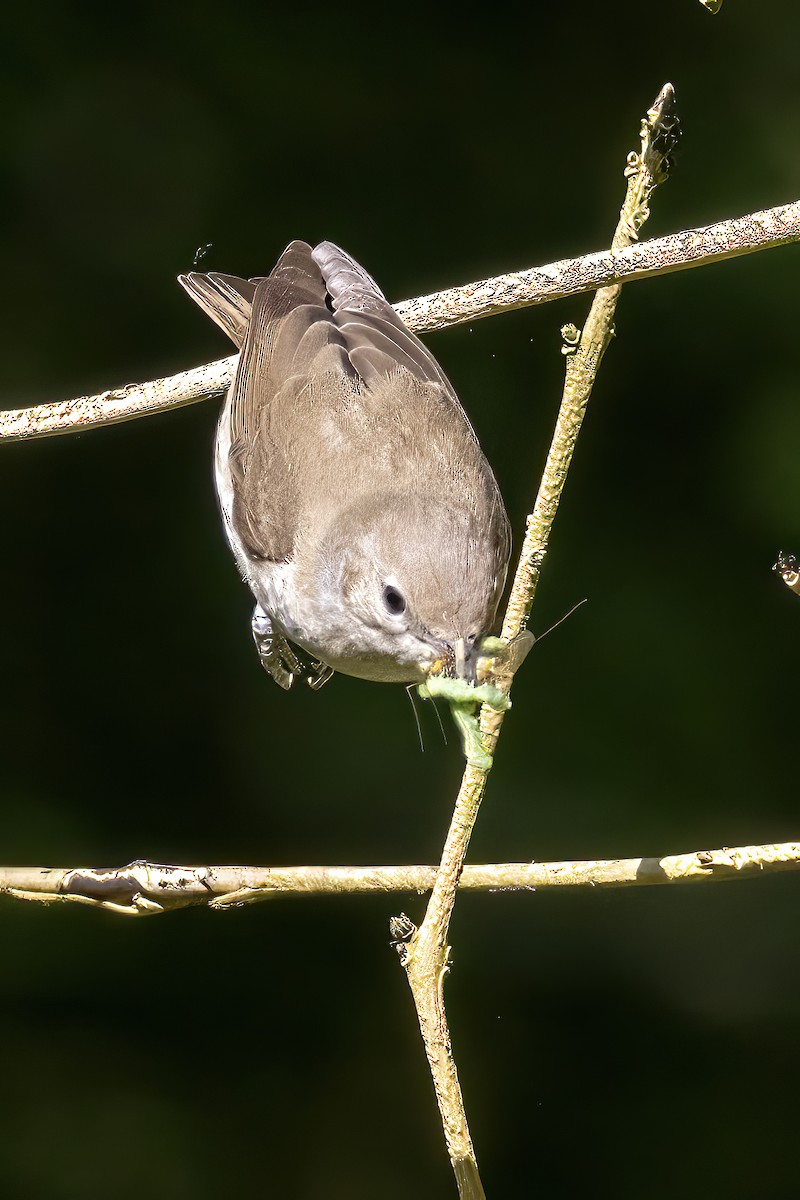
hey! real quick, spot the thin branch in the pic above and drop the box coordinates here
[394,200,795,332]
[393,84,679,1200]
[2,200,799,442]
[2,842,798,916]
[501,84,679,643]
[0,355,237,443]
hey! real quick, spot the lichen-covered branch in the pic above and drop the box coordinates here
[2,199,799,442]
[2,842,796,916]
[0,355,237,442]
[392,84,679,1200]
[394,199,792,333]
[501,83,679,642]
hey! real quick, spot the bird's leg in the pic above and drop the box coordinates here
[251,605,334,692]
[251,605,303,691]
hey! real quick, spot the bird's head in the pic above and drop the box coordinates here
[306,493,510,684]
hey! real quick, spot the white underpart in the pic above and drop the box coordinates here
[213,392,248,580]
[214,391,301,641]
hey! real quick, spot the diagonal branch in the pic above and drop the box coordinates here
[394,200,797,332]
[1,200,798,442]
[393,84,680,1200]
[1,842,797,916]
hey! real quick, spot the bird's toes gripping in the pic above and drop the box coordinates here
[251,606,334,692]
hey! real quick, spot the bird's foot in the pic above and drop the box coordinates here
[251,606,334,691]
[251,606,302,690]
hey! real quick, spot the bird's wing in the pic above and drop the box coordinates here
[224,242,352,562]
[312,241,473,422]
[191,241,485,565]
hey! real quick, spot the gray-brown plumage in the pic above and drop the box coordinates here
[180,241,511,688]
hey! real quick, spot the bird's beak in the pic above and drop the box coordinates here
[453,636,479,682]
[454,637,467,681]
[423,635,484,683]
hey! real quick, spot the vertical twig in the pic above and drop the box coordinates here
[502,83,679,641]
[395,84,680,1198]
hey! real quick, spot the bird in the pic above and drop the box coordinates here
[180,240,511,692]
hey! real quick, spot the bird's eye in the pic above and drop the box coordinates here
[382,585,406,616]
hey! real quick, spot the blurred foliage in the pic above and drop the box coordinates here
[3,2,800,1196]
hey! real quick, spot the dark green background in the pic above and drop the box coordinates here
[2,3,800,1196]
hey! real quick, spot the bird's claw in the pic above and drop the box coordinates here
[251,606,334,691]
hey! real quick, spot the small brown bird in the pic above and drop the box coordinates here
[180,241,511,691]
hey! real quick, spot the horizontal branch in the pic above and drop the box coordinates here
[0,354,237,443]
[1,199,798,443]
[393,199,799,331]
[2,841,798,916]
